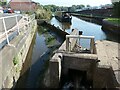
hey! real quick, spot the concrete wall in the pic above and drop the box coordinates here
[102,19,120,35]
[49,29,79,88]
[0,19,37,88]
[62,53,98,81]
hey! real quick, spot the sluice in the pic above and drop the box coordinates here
[61,69,92,90]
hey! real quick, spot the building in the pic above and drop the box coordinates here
[9,0,37,12]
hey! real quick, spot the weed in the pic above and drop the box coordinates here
[13,56,19,66]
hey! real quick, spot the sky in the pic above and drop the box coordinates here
[7,0,112,7]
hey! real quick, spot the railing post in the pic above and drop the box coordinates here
[90,38,94,54]
[23,16,26,32]
[15,15,20,34]
[66,36,69,52]
[2,18,10,45]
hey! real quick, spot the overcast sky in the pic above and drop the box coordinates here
[7,0,112,6]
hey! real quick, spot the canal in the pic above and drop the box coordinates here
[15,16,118,88]
[51,16,119,48]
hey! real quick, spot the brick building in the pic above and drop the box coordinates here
[9,0,37,12]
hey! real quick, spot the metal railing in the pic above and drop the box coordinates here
[0,14,35,47]
[66,35,95,54]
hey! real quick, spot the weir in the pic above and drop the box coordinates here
[49,28,120,89]
[0,15,119,89]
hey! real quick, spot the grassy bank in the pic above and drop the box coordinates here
[105,18,120,25]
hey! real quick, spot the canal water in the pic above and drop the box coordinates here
[15,16,118,88]
[15,26,63,88]
[50,16,119,49]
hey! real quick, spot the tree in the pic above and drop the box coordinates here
[0,0,7,6]
[86,5,90,7]
[113,1,120,17]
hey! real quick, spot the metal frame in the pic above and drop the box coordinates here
[66,35,95,53]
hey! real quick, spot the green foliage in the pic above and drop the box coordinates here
[86,5,91,7]
[42,4,85,12]
[35,5,52,20]
[13,56,19,66]
[105,18,120,25]
[113,1,120,17]
[0,0,7,6]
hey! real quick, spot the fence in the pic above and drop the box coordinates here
[66,35,95,54]
[0,14,35,48]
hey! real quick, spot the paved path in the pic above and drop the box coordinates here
[0,14,28,49]
[96,40,120,84]
[0,13,22,34]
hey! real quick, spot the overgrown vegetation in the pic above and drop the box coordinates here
[105,18,120,25]
[45,35,55,46]
[35,4,52,20]
[37,26,56,47]
[13,56,19,66]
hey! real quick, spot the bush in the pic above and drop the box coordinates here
[35,5,52,20]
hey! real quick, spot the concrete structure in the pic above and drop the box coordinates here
[9,0,37,12]
[0,14,37,89]
[49,29,79,88]
[94,40,120,88]
[49,29,120,89]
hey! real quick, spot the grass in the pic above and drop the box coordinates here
[105,18,120,25]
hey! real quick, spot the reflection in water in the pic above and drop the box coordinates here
[61,22,71,31]
[50,17,71,31]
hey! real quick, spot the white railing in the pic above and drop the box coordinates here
[0,14,35,47]
[66,35,95,53]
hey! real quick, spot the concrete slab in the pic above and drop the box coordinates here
[0,17,29,49]
[95,40,120,85]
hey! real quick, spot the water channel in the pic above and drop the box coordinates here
[15,16,118,88]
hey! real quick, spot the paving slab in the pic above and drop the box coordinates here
[95,40,120,85]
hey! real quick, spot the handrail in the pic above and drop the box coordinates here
[0,14,35,48]
[66,35,95,54]
[0,14,22,20]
